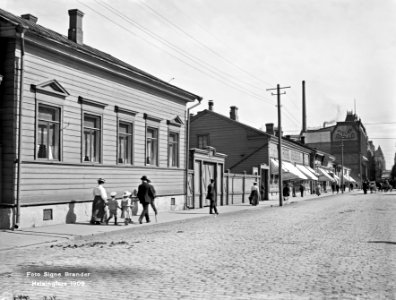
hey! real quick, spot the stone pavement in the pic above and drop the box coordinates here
[0,190,347,251]
[0,189,394,300]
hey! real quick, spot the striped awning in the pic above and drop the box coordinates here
[270,159,308,180]
[296,164,318,180]
[317,168,336,182]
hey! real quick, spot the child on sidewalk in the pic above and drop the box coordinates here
[106,192,121,225]
[121,191,134,225]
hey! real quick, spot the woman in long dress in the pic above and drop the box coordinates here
[250,182,260,206]
[90,178,108,225]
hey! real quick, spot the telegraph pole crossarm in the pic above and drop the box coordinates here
[267,84,291,207]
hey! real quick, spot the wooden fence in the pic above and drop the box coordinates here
[187,170,259,209]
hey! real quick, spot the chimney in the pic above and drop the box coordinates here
[68,9,84,44]
[230,106,238,121]
[208,100,214,111]
[21,14,38,23]
[300,136,305,144]
[302,80,307,132]
[265,123,274,135]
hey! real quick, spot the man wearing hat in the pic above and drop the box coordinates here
[137,175,155,224]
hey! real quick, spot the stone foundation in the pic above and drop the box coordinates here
[0,195,185,229]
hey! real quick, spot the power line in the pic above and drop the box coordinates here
[78,0,303,127]
[88,0,277,106]
[136,0,274,92]
[77,0,271,105]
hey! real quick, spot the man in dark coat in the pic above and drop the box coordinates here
[137,175,155,224]
[206,179,219,215]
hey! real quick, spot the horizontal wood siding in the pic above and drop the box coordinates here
[190,113,256,170]
[2,37,191,206]
[232,144,269,174]
[19,163,185,205]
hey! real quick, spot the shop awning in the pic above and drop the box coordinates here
[270,159,308,180]
[332,174,340,183]
[343,174,356,183]
[282,161,309,180]
[317,168,335,182]
[296,164,318,180]
[306,166,320,177]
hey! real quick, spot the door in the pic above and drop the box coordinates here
[260,168,269,200]
[202,162,216,207]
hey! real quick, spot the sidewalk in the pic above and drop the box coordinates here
[0,190,348,251]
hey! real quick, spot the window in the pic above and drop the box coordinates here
[197,134,209,149]
[168,132,179,167]
[37,104,60,160]
[83,114,101,163]
[146,127,158,166]
[118,122,133,164]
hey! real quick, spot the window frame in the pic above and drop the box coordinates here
[197,134,210,149]
[146,126,159,166]
[117,120,134,165]
[36,103,62,161]
[82,112,103,164]
[168,131,180,168]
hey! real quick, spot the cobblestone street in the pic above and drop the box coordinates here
[1,192,395,300]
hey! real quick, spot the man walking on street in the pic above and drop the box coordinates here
[137,175,155,224]
[206,179,219,216]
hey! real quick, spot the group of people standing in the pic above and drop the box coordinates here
[90,175,157,225]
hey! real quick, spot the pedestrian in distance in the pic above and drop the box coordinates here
[121,191,133,225]
[336,183,340,194]
[137,175,155,224]
[315,184,321,196]
[106,192,121,225]
[331,183,336,194]
[249,182,260,206]
[206,179,219,215]
[299,183,305,197]
[362,180,368,194]
[90,178,108,225]
[282,184,290,201]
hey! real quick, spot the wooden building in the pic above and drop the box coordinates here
[189,102,326,200]
[0,8,201,229]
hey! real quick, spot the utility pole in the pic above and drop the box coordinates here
[267,84,291,207]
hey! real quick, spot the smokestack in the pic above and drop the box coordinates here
[302,80,307,132]
[68,9,84,44]
[208,100,214,111]
[230,106,238,121]
[265,123,274,135]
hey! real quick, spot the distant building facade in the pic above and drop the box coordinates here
[303,111,371,186]
[190,103,337,200]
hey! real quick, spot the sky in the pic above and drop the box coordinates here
[3,0,396,168]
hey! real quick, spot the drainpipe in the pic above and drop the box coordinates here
[184,98,202,209]
[15,25,27,229]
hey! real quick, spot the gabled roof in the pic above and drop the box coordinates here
[0,8,202,102]
[191,109,270,137]
[192,109,313,153]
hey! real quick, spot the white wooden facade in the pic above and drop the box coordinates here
[0,9,201,228]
